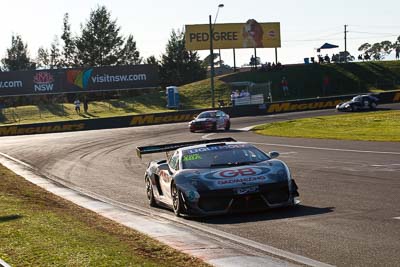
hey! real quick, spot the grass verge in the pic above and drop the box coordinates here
[252,110,400,142]
[0,164,209,267]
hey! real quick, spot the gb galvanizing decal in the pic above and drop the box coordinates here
[204,167,271,185]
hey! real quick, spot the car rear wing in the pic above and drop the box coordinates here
[136,137,236,158]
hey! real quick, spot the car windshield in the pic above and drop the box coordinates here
[181,144,270,169]
[197,112,216,119]
[352,96,362,102]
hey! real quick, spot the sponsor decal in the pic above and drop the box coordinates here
[159,170,170,183]
[186,191,197,201]
[130,113,195,126]
[234,185,259,195]
[67,69,93,89]
[91,73,147,83]
[204,167,270,185]
[33,72,55,92]
[187,144,247,154]
[0,80,23,89]
[183,154,202,161]
[393,92,400,102]
[0,123,85,136]
[217,176,267,185]
[267,100,342,113]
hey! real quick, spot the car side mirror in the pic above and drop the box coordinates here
[269,151,280,159]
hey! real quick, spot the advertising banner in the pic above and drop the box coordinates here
[0,64,159,97]
[185,20,281,50]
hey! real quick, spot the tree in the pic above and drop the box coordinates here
[159,29,206,87]
[145,55,159,65]
[75,5,124,66]
[49,36,62,68]
[119,34,142,65]
[61,13,78,67]
[1,34,33,71]
[36,47,50,69]
[358,40,393,60]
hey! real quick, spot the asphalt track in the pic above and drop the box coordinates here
[1,104,399,266]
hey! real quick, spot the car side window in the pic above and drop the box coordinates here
[169,152,180,171]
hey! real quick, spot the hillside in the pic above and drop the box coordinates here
[1,61,400,125]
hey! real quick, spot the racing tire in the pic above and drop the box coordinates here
[145,175,157,207]
[350,105,357,112]
[369,102,377,110]
[224,121,231,131]
[171,183,185,217]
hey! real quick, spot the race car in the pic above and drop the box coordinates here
[336,94,379,112]
[189,110,230,132]
[137,138,299,217]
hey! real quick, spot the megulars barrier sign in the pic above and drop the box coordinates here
[0,64,159,97]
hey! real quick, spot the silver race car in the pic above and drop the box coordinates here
[137,138,299,217]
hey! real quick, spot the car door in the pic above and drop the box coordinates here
[216,111,225,129]
[160,151,179,202]
[362,96,370,109]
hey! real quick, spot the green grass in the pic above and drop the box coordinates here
[0,165,209,267]
[1,61,400,125]
[253,110,400,142]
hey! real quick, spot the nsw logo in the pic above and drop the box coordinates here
[33,72,55,92]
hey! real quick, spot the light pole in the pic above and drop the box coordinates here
[209,3,224,108]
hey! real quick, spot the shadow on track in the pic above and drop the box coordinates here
[195,205,335,224]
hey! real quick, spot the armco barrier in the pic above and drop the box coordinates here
[1,91,399,137]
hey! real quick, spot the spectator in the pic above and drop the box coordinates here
[281,77,289,97]
[396,47,400,60]
[324,54,330,63]
[83,97,89,113]
[230,91,236,106]
[74,99,81,114]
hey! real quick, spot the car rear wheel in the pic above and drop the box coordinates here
[224,121,231,131]
[171,183,184,216]
[145,175,156,207]
[369,102,377,110]
[212,122,217,131]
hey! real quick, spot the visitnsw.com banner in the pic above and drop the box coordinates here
[0,64,159,97]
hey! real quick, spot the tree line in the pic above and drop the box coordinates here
[358,36,400,60]
[0,5,206,88]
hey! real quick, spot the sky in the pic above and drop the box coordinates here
[1,0,399,68]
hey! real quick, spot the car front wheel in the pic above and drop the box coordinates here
[224,121,231,131]
[171,183,185,216]
[145,175,156,207]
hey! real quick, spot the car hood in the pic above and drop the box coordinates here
[337,100,353,107]
[177,160,289,190]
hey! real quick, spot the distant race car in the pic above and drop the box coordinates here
[336,94,379,112]
[137,138,300,217]
[189,110,230,132]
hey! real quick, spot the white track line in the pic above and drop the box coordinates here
[202,133,400,155]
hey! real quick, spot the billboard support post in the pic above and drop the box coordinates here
[209,4,224,109]
[209,14,215,108]
[275,48,278,64]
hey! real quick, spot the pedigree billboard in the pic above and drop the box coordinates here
[0,64,159,97]
[185,20,281,50]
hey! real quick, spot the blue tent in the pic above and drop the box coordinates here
[317,43,339,52]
